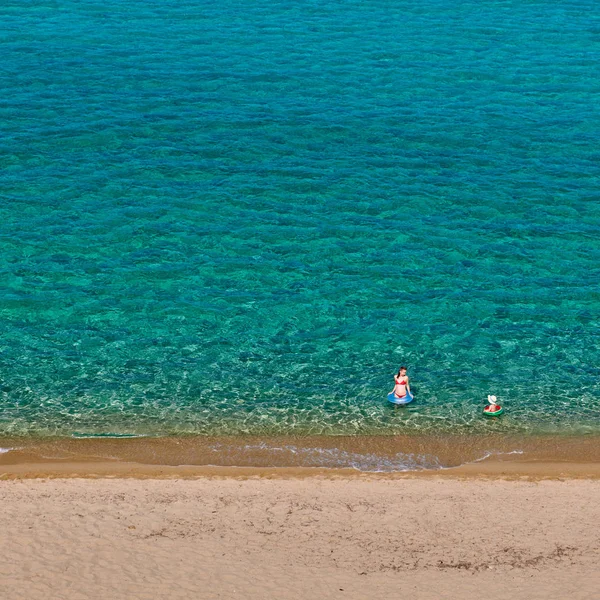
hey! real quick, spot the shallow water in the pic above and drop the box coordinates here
[1,0,599,440]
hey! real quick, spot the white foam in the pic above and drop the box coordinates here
[471,449,524,463]
[200,443,528,473]
[0,447,15,454]
[70,433,151,439]
[212,442,443,472]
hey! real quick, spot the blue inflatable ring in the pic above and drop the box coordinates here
[387,391,414,405]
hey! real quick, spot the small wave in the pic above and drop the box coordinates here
[70,432,151,439]
[212,442,444,472]
[471,450,524,463]
[0,447,15,454]
[205,442,529,472]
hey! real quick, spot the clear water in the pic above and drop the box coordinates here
[1,0,599,438]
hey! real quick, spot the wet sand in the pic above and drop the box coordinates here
[2,459,600,480]
[2,432,600,473]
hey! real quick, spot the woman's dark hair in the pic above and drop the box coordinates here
[397,366,407,376]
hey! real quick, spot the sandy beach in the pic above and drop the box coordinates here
[1,473,599,600]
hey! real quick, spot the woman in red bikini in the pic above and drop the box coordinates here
[392,366,411,400]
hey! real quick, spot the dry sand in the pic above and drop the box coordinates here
[1,474,599,600]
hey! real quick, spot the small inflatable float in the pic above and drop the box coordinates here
[483,405,504,416]
[483,395,504,416]
[387,391,414,405]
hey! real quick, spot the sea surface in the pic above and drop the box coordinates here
[1,0,599,466]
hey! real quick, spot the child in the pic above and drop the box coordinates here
[484,395,501,413]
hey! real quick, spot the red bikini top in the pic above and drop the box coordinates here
[395,378,408,385]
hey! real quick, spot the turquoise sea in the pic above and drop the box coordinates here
[1,0,599,454]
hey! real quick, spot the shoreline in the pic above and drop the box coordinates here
[1,432,599,479]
